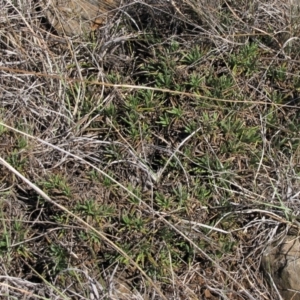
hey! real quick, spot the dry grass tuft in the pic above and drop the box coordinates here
[1,0,300,299]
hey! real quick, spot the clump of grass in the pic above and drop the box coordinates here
[1,0,300,299]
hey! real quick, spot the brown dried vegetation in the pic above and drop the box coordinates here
[1,0,300,299]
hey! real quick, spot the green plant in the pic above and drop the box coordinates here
[121,111,140,139]
[229,42,259,76]
[156,113,171,127]
[7,149,27,171]
[186,72,203,92]
[0,119,7,135]
[207,74,234,99]
[220,115,260,154]
[104,103,117,118]
[155,192,173,210]
[167,107,184,119]
[49,244,69,273]
[88,169,100,181]
[76,199,115,220]
[102,172,114,187]
[155,71,173,88]
[181,46,203,65]
[267,64,287,83]
[121,213,146,232]
[172,184,188,208]
[78,230,101,250]
[17,137,27,149]
[76,199,99,217]
[134,242,158,269]
[0,203,10,256]
[184,120,197,133]
[40,174,71,197]
[127,184,142,205]
[170,40,180,52]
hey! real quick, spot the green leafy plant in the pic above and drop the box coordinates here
[121,213,146,233]
[229,42,259,76]
[49,244,69,273]
[156,113,171,127]
[7,149,27,171]
[181,46,203,65]
[40,174,71,197]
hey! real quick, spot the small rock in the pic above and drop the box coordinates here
[262,235,300,300]
[41,0,119,36]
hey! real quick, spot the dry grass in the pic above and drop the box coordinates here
[1,0,300,299]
